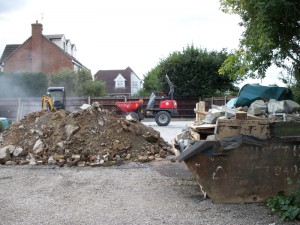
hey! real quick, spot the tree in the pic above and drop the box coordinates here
[49,68,107,97]
[79,80,106,97]
[137,67,162,97]
[140,45,237,98]
[75,69,106,96]
[48,68,77,96]
[219,0,300,80]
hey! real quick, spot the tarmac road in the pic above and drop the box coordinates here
[0,120,295,225]
[142,119,192,144]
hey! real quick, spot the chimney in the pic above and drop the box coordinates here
[31,21,43,72]
[32,20,43,36]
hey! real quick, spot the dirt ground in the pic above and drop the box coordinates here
[0,160,295,225]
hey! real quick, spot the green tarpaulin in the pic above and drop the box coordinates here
[228,84,293,108]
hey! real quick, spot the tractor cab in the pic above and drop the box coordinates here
[47,87,66,110]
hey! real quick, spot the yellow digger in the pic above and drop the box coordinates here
[42,87,66,111]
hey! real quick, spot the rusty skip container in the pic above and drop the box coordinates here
[174,84,300,204]
[175,119,300,204]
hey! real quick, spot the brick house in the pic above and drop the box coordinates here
[0,21,87,73]
[94,67,142,97]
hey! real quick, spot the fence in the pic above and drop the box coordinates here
[0,96,234,122]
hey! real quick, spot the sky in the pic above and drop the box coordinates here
[0,0,285,87]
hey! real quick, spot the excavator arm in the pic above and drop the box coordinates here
[42,95,54,111]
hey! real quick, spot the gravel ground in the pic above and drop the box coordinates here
[0,120,297,225]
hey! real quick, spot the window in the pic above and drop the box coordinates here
[132,81,138,88]
[116,80,125,88]
[114,74,126,88]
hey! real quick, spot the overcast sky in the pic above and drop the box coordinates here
[0,0,285,87]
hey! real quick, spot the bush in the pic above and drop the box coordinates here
[267,178,300,221]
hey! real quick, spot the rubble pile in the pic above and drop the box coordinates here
[0,103,173,166]
[200,98,300,125]
[175,98,300,151]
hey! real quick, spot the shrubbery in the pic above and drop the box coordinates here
[267,178,300,221]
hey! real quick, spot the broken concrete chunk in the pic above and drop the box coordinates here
[159,149,166,158]
[285,100,300,113]
[80,104,91,110]
[5,161,16,165]
[267,99,299,114]
[138,155,149,162]
[54,153,64,161]
[7,145,16,154]
[143,132,160,143]
[247,100,267,115]
[0,146,9,162]
[13,147,24,157]
[125,154,131,160]
[48,156,56,164]
[249,100,267,113]
[203,109,224,124]
[77,161,86,167]
[247,108,262,116]
[126,114,138,122]
[56,141,64,148]
[33,139,43,154]
[92,102,100,108]
[90,162,101,167]
[268,99,284,113]
[71,154,81,159]
[29,157,37,165]
[65,124,80,140]
[98,119,104,126]
[19,159,29,165]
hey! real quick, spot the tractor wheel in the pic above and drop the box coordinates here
[155,111,171,126]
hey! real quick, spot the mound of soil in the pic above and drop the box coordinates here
[0,104,173,167]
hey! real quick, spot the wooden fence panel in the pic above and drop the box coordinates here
[0,96,234,121]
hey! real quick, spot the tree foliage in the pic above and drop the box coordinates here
[0,72,48,97]
[78,80,106,97]
[219,0,300,80]
[140,45,237,98]
[137,67,161,97]
[48,68,106,97]
[48,68,77,96]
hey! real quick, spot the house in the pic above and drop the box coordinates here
[94,67,142,97]
[0,21,87,73]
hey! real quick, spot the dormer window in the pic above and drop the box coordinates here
[116,80,125,88]
[114,74,126,89]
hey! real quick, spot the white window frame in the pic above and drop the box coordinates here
[116,80,125,88]
[114,74,126,89]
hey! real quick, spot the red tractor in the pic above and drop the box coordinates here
[115,75,178,126]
